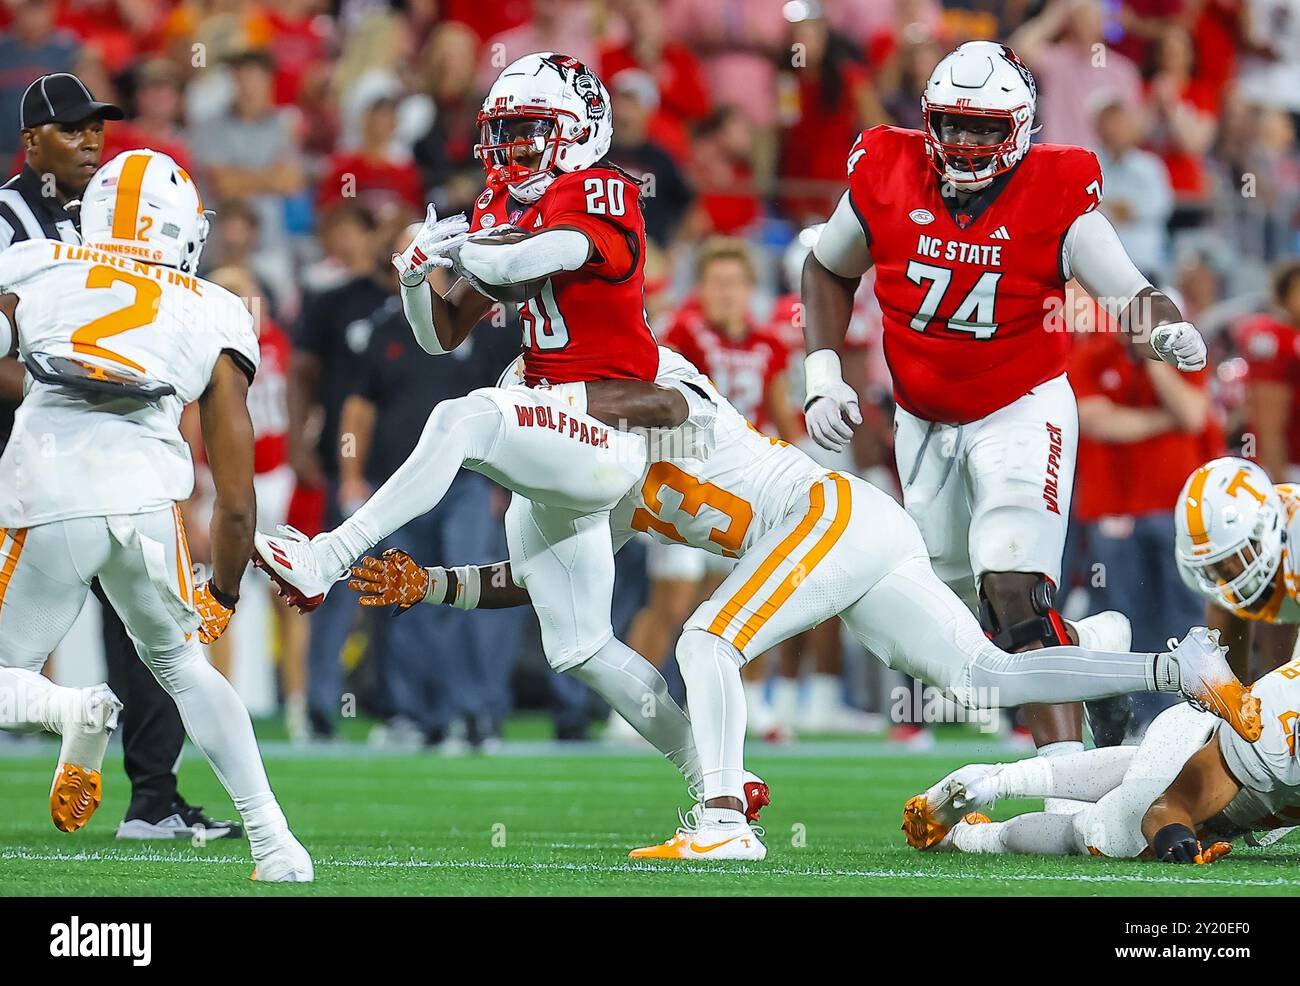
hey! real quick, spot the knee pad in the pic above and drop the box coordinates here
[138,639,205,692]
[676,629,745,679]
[970,501,1065,578]
[572,638,668,698]
[979,577,1067,651]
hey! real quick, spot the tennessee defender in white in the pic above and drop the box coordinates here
[0,149,310,880]
[349,348,1260,860]
[903,652,1300,862]
[1173,457,1300,672]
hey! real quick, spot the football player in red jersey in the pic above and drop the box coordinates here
[253,53,734,808]
[801,41,1209,781]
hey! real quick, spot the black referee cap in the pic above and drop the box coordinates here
[20,73,124,129]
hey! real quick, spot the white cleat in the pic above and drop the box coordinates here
[629,815,767,861]
[251,833,315,883]
[252,526,346,613]
[901,763,998,850]
[1165,627,1262,742]
[50,684,123,833]
[1070,610,1132,653]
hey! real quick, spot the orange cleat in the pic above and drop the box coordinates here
[902,793,949,850]
[50,763,103,833]
[904,770,993,853]
[1167,628,1263,742]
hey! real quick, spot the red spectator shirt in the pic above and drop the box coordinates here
[266,9,330,106]
[470,167,658,386]
[101,123,192,175]
[317,153,424,214]
[663,301,790,434]
[599,41,711,163]
[1069,326,1214,517]
[247,318,291,475]
[848,125,1104,424]
[778,63,870,220]
[1237,313,1300,468]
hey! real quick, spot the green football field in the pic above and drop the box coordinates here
[3,729,1298,897]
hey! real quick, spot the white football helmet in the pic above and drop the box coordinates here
[80,148,211,273]
[1174,457,1285,611]
[921,41,1038,191]
[475,52,613,203]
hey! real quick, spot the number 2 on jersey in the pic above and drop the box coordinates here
[906,261,1002,339]
[70,265,161,373]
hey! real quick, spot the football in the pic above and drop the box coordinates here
[476,275,546,306]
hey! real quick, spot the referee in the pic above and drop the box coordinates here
[1,73,240,841]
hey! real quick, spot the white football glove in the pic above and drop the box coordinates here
[803,349,862,452]
[1150,321,1207,372]
[391,204,471,287]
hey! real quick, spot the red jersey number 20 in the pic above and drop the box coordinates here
[518,177,628,351]
[584,176,625,216]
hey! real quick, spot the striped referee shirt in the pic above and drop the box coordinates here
[0,163,81,249]
[0,164,81,446]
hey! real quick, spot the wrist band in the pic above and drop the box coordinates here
[803,349,845,399]
[451,565,480,610]
[208,579,239,609]
[425,566,449,606]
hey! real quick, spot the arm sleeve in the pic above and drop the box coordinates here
[541,210,636,279]
[218,307,260,384]
[1061,209,1152,316]
[456,228,591,286]
[812,192,871,279]
[400,281,448,356]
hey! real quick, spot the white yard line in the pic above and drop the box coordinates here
[4,848,1297,888]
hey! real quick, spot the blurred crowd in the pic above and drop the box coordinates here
[9,0,1300,748]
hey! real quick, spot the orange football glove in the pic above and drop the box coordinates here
[194,579,237,644]
[348,548,431,612]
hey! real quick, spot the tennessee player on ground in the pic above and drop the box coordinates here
[801,40,1210,786]
[1173,457,1300,678]
[252,53,738,810]
[0,149,310,881]
[348,347,1260,861]
[903,654,1300,863]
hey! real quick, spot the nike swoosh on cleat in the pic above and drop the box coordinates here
[689,837,742,853]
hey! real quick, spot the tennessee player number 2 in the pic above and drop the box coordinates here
[906,261,1001,339]
[70,264,161,373]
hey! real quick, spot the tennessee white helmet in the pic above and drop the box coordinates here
[475,52,613,203]
[1174,457,1285,611]
[921,41,1038,191]
[80,148,211,273]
